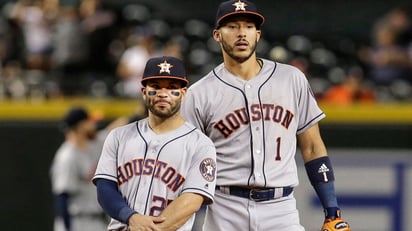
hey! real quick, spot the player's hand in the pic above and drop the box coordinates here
[321,207,350,231]
[128,213,166,231]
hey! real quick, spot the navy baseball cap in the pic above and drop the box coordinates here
[63,106,102,129]
[215,0,265,29]
[141,56,189,87]
[63,107,89,128]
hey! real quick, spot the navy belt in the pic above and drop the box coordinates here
[216,186,293,202]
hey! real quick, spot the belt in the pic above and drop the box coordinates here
[216,186,293,202]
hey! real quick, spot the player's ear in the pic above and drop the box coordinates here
[213,29,221,42]
[141,87,147,99]
[181,87,187,97]
[256,29,261,42]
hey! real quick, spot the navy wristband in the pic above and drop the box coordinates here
[305,156,339,209]
[313,181,338,209]
[305,156,335,185]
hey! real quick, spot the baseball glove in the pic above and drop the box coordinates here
[321,217,350,231]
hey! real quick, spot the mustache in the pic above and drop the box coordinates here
[153,99,171,105]
[235,39,249,45]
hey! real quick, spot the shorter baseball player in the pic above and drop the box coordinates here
[93,56,217,231]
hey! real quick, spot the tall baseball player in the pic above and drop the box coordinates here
[181,1,350,231]
[50,106,129,231]
[93,56,217,231]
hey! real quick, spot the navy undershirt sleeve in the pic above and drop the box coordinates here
[54,193,71,231]
[95,178,137,224]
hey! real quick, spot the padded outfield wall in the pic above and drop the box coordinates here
[0,99,411,230]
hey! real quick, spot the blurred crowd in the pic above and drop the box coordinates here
[1,0,412,104]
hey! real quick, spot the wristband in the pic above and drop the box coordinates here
[305,156,335,185]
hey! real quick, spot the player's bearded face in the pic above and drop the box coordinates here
[221,37,257,63]
[218,21,259,63]
[77,120,97,140]
[144,80,184,118]
[86,127,97,140]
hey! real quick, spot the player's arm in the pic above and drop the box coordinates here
[156,192,205,231]
[297,123,337,210]
[54,192,71,231]
[297,123,350,230]
[95,178,165,230]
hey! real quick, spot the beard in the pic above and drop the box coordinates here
[146,97,181,118]
[221,37,258,63]
[86,129,97,140]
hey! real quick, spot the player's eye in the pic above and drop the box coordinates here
[226,24,238,29]
[167,84,180,90]
[148,84,161,90]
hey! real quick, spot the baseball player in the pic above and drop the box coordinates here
[180,1,350,231]
[93,56,217,231]
[50,106,129,231]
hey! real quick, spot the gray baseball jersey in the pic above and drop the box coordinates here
[181,58,325,188]
[50,131,108,231]
[93,119,217,231]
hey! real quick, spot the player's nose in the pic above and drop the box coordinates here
[237,25,248,36]
[156,88,170,97]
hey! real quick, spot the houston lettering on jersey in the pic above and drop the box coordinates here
[214,103,294,138]
[117,158,185,192]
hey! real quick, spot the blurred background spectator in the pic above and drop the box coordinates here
[358,6,412,101]
[320,65,376,106]
[114,25,158,98]
[51,3,89,96]
[1,0,412,102]
[79,0,118,97]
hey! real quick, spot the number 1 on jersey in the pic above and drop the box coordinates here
[275,137,281,161]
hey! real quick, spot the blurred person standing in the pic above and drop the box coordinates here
[359,6,412,90]
[80,0,118,90]
[9,0,54,71]
[50,106,128,231]
[115,26,158,98]
[373,6,412,48]
[50,3,89,96]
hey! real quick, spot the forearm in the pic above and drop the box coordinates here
[298,125,340,218]
[54,193,71,231]
[298,123,328,162]
[95,178,137,224]
[305,156,340,218]
[156,193,204,231]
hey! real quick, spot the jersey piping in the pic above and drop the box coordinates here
[212,60,278,187]
[136,123,198,214]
